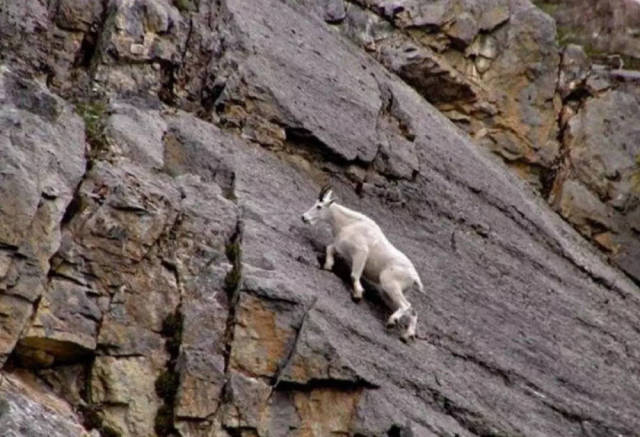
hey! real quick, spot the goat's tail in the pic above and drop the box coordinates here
[414,276,425,294]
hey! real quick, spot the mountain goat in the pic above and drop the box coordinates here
[301,186,424,341]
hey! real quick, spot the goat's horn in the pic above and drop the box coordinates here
[318,184,332,201]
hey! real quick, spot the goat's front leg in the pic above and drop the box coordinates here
[401,309,418,343]
[324,244,335,271]
[350,248,368,301]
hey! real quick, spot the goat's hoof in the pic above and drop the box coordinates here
[400,333,416,343]
[351,294,362,303]
[386,320,397,329]
[323,264,333,271]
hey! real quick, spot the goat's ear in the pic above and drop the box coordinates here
[318,185,333,202]
[322,189,333,203]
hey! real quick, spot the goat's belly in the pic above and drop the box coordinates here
[363,258,385,283]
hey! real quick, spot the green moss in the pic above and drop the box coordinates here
[224,240,242,294]
[0,398,9,419]
[224,266,241,294]
[172,0,198,13]
[632,155,640,192]
[101,426,122,437]
[225,240,241,264]
[620,55,640,71]
[75,101,109,154]
[556,24,581,48]
[533,1,559,16]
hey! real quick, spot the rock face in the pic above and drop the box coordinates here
[534,0,640,62]
[329,0,561,186]
[551,77,640,287]
[1,0,640,437]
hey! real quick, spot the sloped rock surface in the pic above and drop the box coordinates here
[0,371,91,437]
[1,0,640,436]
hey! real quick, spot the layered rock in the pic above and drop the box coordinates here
[319,0,562,186]
[0,371,91,437]
[0,66,87,365]
[1,0,640,437]
[551,66,640,284]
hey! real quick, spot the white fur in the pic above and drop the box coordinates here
[302,188,423,341]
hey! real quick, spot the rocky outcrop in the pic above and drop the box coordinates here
[0,66,87,365]
[551,48,640,286]
[1,371,91,437]
[320,0,562,187]
[534,0,640,63]
[1,0,640,436]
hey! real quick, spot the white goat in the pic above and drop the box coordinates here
[301,186,424,341]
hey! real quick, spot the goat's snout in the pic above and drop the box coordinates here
[301,215,309,224]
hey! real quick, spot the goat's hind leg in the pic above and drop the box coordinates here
[380,270,411,328]
[386,293,411,328]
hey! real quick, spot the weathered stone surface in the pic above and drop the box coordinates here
[1,0,640,436]
[215,0,382,162]
[0,66,86,364]
[55,0,104,32]
[0,371,91,437]
[0,0,94,95]
[558,44,590,99]
[105,102,167,169]
[479,0,561,169]
[552,88,640,282]
[17,276,100,365]
[92,0,189,95]
[90,356,161,437]
[332,0,561,188]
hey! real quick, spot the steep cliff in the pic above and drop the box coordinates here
[1,1,640,436]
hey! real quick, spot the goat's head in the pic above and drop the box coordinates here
[301,185,334,225]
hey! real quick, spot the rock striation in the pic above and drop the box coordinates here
[0,0,640,436]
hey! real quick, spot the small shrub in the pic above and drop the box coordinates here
[173,0,198,13]
[224,240,242,294]
[75,101,110,153]
[632,155,640,192]
[101,426,122,437]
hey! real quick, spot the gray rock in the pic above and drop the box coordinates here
[1,1,640,436]
[55,0,104,32]
[0,66,86,365]
[558,44,590,99]
[0,372,90,437]
[105,102,167,169]
[445,11,479,47]
[324,0,347,23]
[553,88,640,283]
[215,0,382,162]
